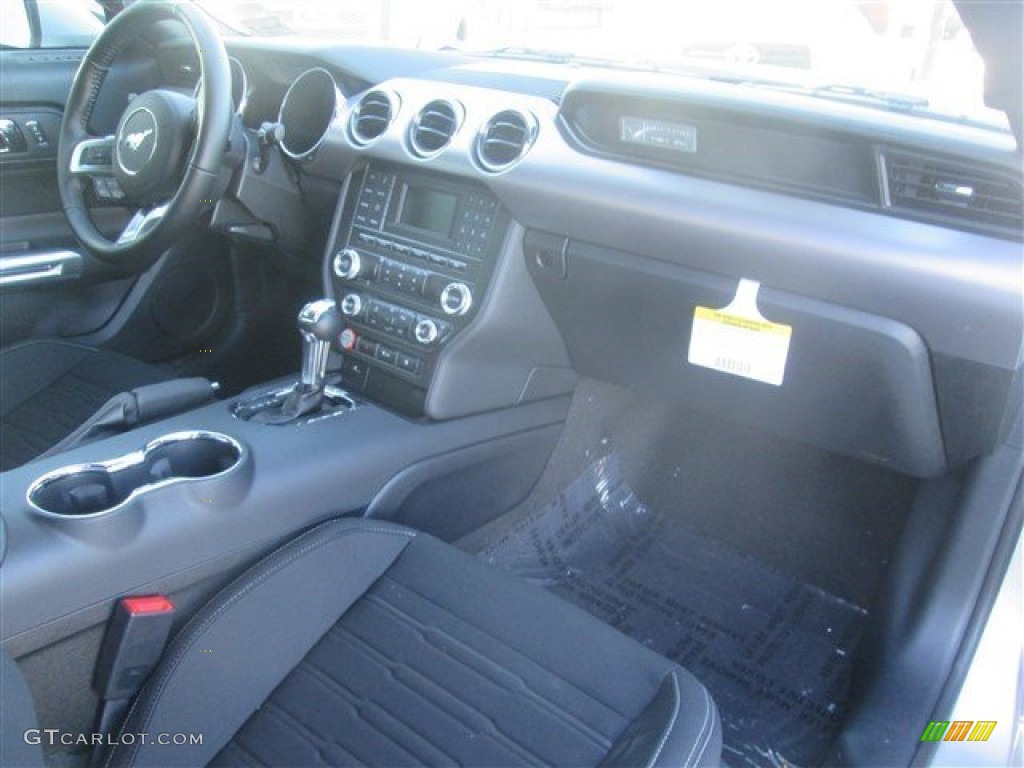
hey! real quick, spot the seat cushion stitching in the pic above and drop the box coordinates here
[266,692,425,768]
[377,573,633,723]
[682,686,714,768]
[294,660,483,765]
[645,673,682,768]
[319,623,572,763]
[319,626,537,762]
[361,591,614,750]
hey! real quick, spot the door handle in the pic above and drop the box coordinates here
[0,250,82,287]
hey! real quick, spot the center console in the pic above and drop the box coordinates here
[326,163,509,416]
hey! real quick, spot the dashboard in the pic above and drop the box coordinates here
[161,38,1022,478]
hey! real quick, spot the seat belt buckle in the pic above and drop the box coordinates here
[93,595,176,701]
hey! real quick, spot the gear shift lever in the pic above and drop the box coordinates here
[246,299,343,424]
[297,299,343,393]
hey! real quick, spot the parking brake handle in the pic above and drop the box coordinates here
[35,377,219,463]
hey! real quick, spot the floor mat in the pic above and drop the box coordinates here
[481,454,867,767]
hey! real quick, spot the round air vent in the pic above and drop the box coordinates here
[349,89,397,146]
[409,99,462,157]
[476,109,537,172]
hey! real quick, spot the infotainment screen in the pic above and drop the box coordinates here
[399,185,458,236]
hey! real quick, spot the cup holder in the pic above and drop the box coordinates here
[28,431,245,518]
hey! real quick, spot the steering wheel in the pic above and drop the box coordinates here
[57,1,232,265]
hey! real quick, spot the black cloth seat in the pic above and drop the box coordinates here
[87,518,721,767]
[0,340,170,471]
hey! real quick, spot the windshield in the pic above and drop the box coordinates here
[196,0,1008,131]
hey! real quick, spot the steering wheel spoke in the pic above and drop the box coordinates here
[117,202,170,245]
[69,135,115,176]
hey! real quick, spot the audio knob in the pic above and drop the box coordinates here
[333,248,362,280]
[340,293,363,317]
[414,318,440,346]
[439,282,473,316]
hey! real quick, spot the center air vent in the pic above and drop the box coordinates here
[882,150,1023,238]
[409,100,461,157]
[349,90,397,146]
[476,109,537,172]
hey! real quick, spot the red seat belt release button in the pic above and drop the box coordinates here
[93,595,176,701]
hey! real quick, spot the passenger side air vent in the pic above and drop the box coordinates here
[476,109,537,172]
[349,90,397,146]
[409,100,462,157]
[882,150,1023,238]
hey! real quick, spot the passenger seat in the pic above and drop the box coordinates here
[5,519,722,767]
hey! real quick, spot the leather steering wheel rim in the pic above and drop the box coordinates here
[57,1,232,266]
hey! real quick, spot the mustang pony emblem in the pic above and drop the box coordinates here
[123,128,154,152]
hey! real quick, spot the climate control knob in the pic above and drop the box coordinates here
[333,248,362,280]
[414,318,440,346]
[340,293,363,317]
[439,282,473,316]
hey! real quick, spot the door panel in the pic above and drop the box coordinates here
[0,48,143,347]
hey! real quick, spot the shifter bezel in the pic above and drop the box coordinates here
[231,382,360,426]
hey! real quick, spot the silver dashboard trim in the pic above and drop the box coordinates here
[69,135,115,175]
[0,250,82,287]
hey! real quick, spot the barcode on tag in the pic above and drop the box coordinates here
[688,306,792,386]
[714,356,753,376]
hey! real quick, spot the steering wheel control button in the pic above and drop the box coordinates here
[414,318,440,345]
[339,327,358,351]
[81,142,112,167]
[92,177,125,201]
[440,282,473,316]
[340,293,364,317]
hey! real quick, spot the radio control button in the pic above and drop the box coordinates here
[397,353,422,374]
[366,304,383,328]
[440,282,473,316]
[414,318,440,345]
[340,293,363,317]
[333,248,362,280]
[356,337,377,356]
[393,310,414,339]
[404,270,427,294]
